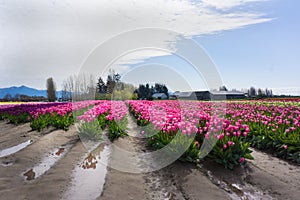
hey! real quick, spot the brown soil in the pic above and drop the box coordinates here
[246,149,300,199]
[0,123,82,200]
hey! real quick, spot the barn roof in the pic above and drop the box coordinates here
[174,90,245,97]
[152,93,167,98]
[210,91,245,95]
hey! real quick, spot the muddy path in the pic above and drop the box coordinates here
[99,114,149,200]
[0,122,35,150]
[245,149,300,199]
[0,125,80,199]
[0,121,111,200]
[0,121,56,151]
[0,123,93,199]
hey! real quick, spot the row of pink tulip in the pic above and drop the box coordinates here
[127,100,250,138]
[226,101,300,134]
[127,100,252,169]
[77,101,128,141]
[30,100,101,119]
[77,101,128,123]
[77,100,111,122]
[225,101,300,164]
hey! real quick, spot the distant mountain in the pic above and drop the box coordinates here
[0,85,62,98]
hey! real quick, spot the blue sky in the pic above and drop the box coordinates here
[0,0,299,95]
[196,0,300,93]
[119,0,300,95]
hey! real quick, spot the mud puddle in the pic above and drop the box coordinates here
[1,160,14,167]
[145,170,186,200]
[63,143,110,200]
[23,144,72,180]
[0,140,33,158]
[198,164,273,200]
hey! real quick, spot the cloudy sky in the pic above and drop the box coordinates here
[0,0,299,94]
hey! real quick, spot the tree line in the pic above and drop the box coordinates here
[134,83,169,100]
[59,70,169,101]
[1,74,278,102]
[247,86,273,98]
[1,94,47,102]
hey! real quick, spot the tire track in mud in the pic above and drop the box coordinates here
[0,123,36,150]
[99,114,148,200]
[0,121,17,134]
[244,149,300,200]
[0,120,113,200]
[0,122,57,151]
[0,126,82,200]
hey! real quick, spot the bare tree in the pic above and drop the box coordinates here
[249,86,256,97]
[62,82,70,101]
[46,77,56,102]
[62,73,96,101]
[257,88,266,97]
[265,88,273,97]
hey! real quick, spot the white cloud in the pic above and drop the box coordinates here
[201,0,268,10]
[0,0,272,89]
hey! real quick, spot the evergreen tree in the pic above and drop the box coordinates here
[96,77,107,93]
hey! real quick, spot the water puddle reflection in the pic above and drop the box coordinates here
[0,140,33,158]
[63,143,110,200]
[1,160,14,167]
[23,145,71,180]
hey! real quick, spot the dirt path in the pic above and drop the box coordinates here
[99,115,150,200]
[0,122,57,151]
[0,123,35,150]
[0,125,82,200]
[246,149,300,199]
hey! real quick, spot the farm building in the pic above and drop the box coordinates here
[152,93,168,100]
[173,90,246,100]
[210,91,246,100]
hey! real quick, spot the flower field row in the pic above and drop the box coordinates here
[0,102,65,124]
[127,100,252,169]
[226,101,300,164]
[29,100,101,131]
[77,101,128,141]
[0,101,100,131]
[2,98,299,168]
[128,99,300,167]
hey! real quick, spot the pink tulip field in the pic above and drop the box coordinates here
[1,98,300,168]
